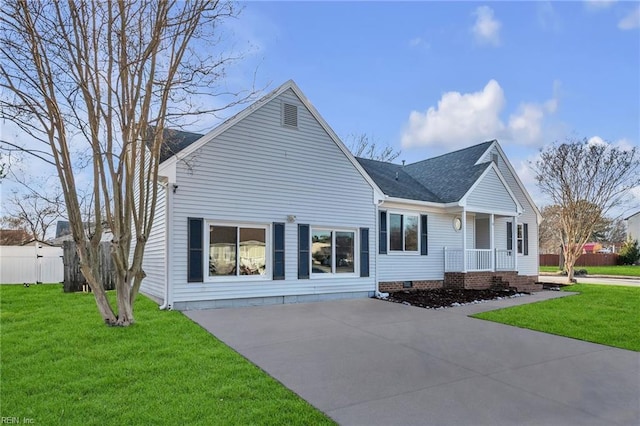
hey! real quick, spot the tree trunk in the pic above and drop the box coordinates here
[563,246,579,284]
[79,254,118,324]
[566,264,575,283]
[92,288,118,325]
[115,273,135,326]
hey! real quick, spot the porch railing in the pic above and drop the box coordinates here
[495,249,516,271]
[444,248,515,272]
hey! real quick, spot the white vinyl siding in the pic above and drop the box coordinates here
[168,89,376,302]
[139,182,166,299]
[466,168,518,213]
[377,203,459,282]
[485,146,539,276]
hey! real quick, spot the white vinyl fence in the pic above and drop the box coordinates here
[0,245,64,284]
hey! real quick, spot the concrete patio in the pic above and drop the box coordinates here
[185,292,639,426]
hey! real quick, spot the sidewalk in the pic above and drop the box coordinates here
[538,274,640,287]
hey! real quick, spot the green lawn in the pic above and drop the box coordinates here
[473,284,640,351]
[539,265,640,276]
[0,284,334,425]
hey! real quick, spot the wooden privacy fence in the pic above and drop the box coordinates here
[63,241,116,292]
[0,245,64,284]
[540,253,619,267]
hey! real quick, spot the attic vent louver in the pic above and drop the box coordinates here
[282,103,298,128]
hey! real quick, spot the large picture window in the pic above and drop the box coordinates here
[209,224,267,277]
[389,213,418,252]
[311,229,355,274]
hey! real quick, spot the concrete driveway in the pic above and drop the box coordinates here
[186,293,640,426]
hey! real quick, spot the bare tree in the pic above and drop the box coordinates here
[538,205,563,254]
[534,138,640,282]
[347,133,401,162]
[605,218,627,246]
[0,0,254,326]
[1,188,64,242]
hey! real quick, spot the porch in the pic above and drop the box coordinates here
[444,248,515,273]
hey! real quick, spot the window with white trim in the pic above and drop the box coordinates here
[311,228,355,274]
[517,223,529,255]
[208,223,268,278]
[517,224,523,255]
[389,213,419,252]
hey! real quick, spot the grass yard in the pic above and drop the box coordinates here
[473,284,640,351]
[539,265,640,276]
[0,284,335,425]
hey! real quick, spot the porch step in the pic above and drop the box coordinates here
[444,272,542,292]
[490,276,509,290]
[494,274,543,293]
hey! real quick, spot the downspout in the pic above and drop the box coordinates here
[374,198,389,299]
[159,180,173,310]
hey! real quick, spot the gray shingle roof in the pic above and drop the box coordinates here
[356,158,441,202]
[357,141,495,203]
[158,128,204,163]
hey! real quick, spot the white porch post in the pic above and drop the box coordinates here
[513,215,518,271]
[490,214,495,271]
[462,208,467,272]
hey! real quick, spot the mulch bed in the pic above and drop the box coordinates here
[384,287,526,309]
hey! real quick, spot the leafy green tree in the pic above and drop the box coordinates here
[618,239,640,265]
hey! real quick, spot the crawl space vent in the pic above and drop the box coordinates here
[282,103,298,128]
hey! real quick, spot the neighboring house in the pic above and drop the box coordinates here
[581,242,603,254]
[626,211,640,242]
[0,229,31,245]
[49,220,112,246]
[141,80,541,310]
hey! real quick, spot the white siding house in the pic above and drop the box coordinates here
[144,81,382,309]
[141,80,542,309]
[358,140,542,293]
[627,211,640,243]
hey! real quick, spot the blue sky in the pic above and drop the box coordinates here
[2,1,638,219]
[220,0,640,213]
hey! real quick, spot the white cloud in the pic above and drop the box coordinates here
[409,37,430,49]
[537,2,562,32]
[508,104,545,145]
[471,6,501,46]
[618,6,640,30]
[401,80,561,149]
[401,80,505,148]
[613,138,636,151]
[589,135,637,152]
[587,135,608,146]
[584,0,617,11]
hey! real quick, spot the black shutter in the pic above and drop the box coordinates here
[360,228,369,277]
[298,224,309,279]
[507,222,513,252]
[379,211,387,254]
[420,215,428,256]
[188,218,203,282]
[523,223,529,256]
[273,223,285,280]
